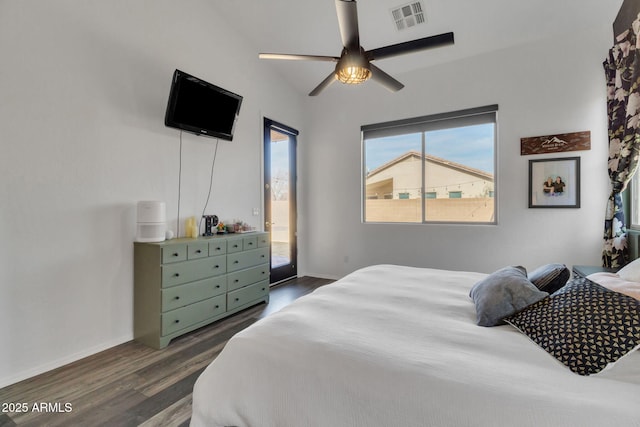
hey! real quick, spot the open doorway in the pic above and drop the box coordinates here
[264,118,298,284]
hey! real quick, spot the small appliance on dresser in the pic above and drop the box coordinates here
[136,201,166,243]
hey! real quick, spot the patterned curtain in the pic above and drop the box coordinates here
[602,18,640,268]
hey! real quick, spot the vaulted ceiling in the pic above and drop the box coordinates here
[213,0,622,95]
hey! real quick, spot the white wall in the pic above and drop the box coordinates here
[300,23,613,279]
[0,1,305,387]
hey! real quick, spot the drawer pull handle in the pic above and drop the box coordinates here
[248,242,254,245]
[261,255,265,258]
[233,244,239,248]
[195,249,202,254]
[174,273,180,277]
[174,319,180,324]
[215,285,220,289]
[214,265,220,269]
[234,279,239,283]
[216,247,221,251]
[215,305,220,309]
[262,271,266,275]
[175,296,180,300]
[173,253,179,257]
[261,287,266,291]
[234,260,239,264]
[235,298,240,302]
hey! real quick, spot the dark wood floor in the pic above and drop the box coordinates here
[0,276,333,427]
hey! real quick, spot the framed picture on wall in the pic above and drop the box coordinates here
[528,157,580,208]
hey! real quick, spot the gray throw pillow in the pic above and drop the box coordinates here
[528,263,570,294]
[470,266,549,327]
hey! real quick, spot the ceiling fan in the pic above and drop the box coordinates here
[259,0,454,96]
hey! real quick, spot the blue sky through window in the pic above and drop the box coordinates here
[365,123,494,174]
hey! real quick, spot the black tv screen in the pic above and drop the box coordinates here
[165,69,243,141]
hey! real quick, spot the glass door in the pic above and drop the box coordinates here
[264,118,298,284]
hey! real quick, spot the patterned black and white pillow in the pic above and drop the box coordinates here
[504,277,640,376]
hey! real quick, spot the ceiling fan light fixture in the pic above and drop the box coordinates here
[336,65,371,84]
[335,51,371,85]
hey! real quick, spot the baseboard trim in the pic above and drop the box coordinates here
[0,334,132,389]
[299,272,342,281]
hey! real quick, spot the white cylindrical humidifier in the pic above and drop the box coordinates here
[136,201,166,242]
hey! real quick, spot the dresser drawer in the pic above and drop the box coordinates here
[162,276,227,312]
[243,235,258,251]
[162,244,187,264]
[162,294,226,336]
[227,247,269,273]
[162,255,227,288]
[227,280,269,311]
[227,264,270,291]
[187,241,209,260]
[257,233,269,248]
[227,237,244,253]
[208,240,227,256]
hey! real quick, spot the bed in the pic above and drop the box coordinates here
[191,264,640,427]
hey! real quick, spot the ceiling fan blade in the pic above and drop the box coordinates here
[259,53,339,62]
[335,0,360,51]
[368,32,454,61]
[309,71,337,96]
[369,64,404,92]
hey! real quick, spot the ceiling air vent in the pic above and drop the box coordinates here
[390,2,426,31]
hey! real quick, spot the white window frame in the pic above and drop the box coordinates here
[630,171,640,230]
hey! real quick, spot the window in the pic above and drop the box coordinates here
[362,105,497,224]
[631,172,640,229]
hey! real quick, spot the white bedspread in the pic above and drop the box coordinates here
[191,265,640,427]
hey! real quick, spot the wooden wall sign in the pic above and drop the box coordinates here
[520,131,591,155]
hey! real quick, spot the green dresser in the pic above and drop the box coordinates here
[134,232,270,349]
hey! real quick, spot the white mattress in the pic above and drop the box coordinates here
[191,264,640,427]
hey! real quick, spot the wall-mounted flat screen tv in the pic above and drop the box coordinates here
[165,69,243,141]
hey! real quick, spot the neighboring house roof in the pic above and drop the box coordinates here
[366,151,493,181]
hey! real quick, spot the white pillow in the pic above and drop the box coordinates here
[617,258,640,282]
[588,272,640,301]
